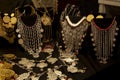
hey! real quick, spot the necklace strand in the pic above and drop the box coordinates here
[91,18,119,64]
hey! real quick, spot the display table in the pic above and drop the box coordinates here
[0,39,120,80]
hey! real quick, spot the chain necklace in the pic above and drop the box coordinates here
[60,15,88,54]
[91,18,119,64]
[16,14,44,58]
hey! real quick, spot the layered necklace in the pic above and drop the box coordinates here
[91,18,119,64]
[60,15,88,54]
[16,14,44,58]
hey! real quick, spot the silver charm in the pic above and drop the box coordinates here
[47,57,58,64]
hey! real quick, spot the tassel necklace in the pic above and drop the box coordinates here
[91,18,119,64]
[60,15,88,54]
[16,14,44,58]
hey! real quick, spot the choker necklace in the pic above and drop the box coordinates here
[61,15,88,54]
[65,16,86,27]
[16,14,44,58]
[91,18,119,64]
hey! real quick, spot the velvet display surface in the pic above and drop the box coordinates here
[0,44,96,80]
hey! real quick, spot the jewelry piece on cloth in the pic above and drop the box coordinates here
[17,14,44,58]
[0,61,13,69]
[18,58,35,69]
[0,69,15,79]
[47,57,58,64]
[17,72,30,80]
[47,68,58,80]
[91,17,119,64]
[60,15,88,54]
[36,62,48,71]
[2,54,16,60]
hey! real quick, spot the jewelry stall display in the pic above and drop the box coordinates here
[0,13,17,44]
[16,6,44,58]
[91,17,119,64]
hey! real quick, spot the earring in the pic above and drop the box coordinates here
[41,12,52,26]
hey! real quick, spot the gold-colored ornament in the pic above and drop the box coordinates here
[10,13,17,25]
[96,15,104,19]
[3,54,16,60]
[0,61,13,69]
[0,69,15,79]
[0,75,5,80]
[10,17,17,24]
[41,13,52,26]
[3,13,10,23]
[86,14,94,22]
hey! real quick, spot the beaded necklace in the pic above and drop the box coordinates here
[91,18,119,64]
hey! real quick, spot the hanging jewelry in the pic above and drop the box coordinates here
[60,15,88,54]
[91,17,119,64]
[16,14,44,58]
[41,12,52,26]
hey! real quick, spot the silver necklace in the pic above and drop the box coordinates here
[91,18,119,64]
[16,14,44,58]
[60,15,88,54]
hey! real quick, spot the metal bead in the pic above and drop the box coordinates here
[115,33,118,36]
[113,44,115,47]
[91,38,94,41]
[92,43,95,46]
[16,29,19,33]
[78,43,81,46]
[18,34,21,38]
[61,31,63,33]
[40,29,44,32]
[90,33,93,36]
[116,28,119,31]
[113,38,116,41]
[94,48,97,51]
[62,34,64,36]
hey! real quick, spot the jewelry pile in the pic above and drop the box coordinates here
[0,13,17,43]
